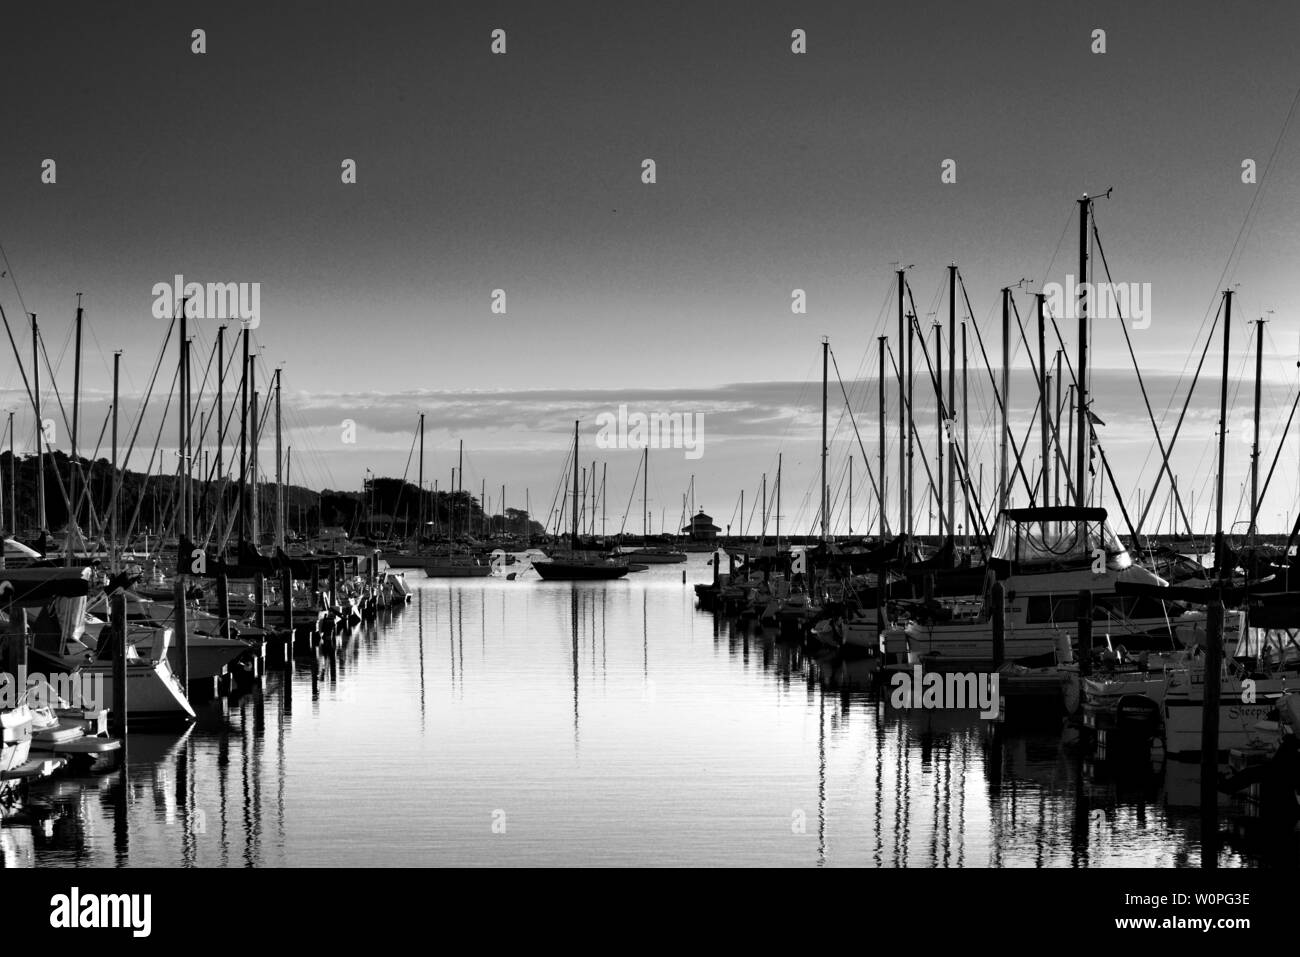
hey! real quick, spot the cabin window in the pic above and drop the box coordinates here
[1025,594,1079,624]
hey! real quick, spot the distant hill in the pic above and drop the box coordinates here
[0,451,545,542]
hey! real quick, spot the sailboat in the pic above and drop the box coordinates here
[383,417,493,577]
[623,448,686,563]
[534,421,630,581]
[887,506,1213,665]
[82,589,252,681]
[15,568,195,723]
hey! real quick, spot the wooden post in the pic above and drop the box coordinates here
[1201,599,1223,869]
[1077,589,1092,678]
[991,581,1005,667]
[282,565,294,631]
[6,607,28,690]
[216,569,231,639]
[876,567,888,647]
[111,597,127,737]
[174,577,189,689]
[254,574,266,630]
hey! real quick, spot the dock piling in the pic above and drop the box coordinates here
[1077,589,1092,678]
[254,574,266,630]
[111,596,127,741]
[216,570,231,638]
[174,576,189,689]
[282,566,294,631]
[1201,599,1224,868]
[991,581,1005,667]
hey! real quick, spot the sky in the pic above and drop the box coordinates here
[2,0,1300,535]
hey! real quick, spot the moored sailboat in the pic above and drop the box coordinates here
[533,422,629,581]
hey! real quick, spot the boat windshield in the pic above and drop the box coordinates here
[54,595,90,643]
[991,509,1128,567]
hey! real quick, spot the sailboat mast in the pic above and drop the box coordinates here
[1076,194,1091,511]
[1215,289,1233,579]
[1066,386,1075,510]
[643,447,648,541]
[934,320,944,536]
[897,268,907,534]
[240,324,249,543]
[776,453,782,548]
[32,313,45,532]
[8,411,14,535]
[571,420,579,551]
[821,336,829,542]
[907,314,915,538]
[71,294,83,534]
[1036,292,1050,506]
[760,472,767,546]
[999,288,1010,511]
[185,325,193,541]
[962,319,969,549]
[216,325,224,531]
[111,350,120,571]
[1250,317,1264,545]
[878,334,887,538]
[286,447,292,533]
[457,439,463,539]
[179,303,189,542]
[947,263,956,541]
[275,368,284,549]
[1053,349,1062,506]
[418,413,425,541]
[250,387,259,544]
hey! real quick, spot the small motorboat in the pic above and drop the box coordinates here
[1,706,34,775]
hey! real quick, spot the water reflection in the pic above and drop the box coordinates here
[0,560,1263,867]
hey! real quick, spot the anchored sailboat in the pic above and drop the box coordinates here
[534,421,629,581]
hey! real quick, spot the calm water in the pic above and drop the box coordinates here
[2,557,1255,867]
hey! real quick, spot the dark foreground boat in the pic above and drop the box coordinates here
[534,555,630,580]
[535,421,630,581]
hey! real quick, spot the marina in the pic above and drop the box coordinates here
[3,5,1300,931]
[1,559,1280,868]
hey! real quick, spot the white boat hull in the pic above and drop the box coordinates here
[27,649,195,723]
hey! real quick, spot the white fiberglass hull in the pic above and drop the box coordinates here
[1161,670,1292,756]
[27,649,195,723]
[1,706,33,773]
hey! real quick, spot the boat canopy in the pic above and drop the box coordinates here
[0,566,92,604]
[999,506,1109,523]
[991,507,1127,567]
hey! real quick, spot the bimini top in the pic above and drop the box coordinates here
[991,506,1127,568]
[999,506,1109,523]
